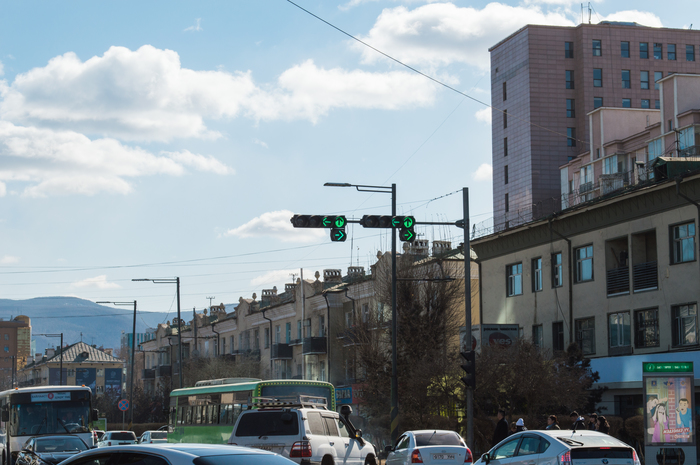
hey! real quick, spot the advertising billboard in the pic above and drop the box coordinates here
[75,368,97,392]
[460,324,519,353]
[105,368,122,396]
[643,362,695,446]
[48,368,68,385]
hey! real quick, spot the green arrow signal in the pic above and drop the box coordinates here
[400,228,415,242]
[334,216,347,228]
[403,216,415,228]
[391,217,401,227]
[331,228,347,242]
[322,217,332,228]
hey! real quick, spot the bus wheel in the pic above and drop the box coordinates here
[322,456,334,465]
[365,456,377,465]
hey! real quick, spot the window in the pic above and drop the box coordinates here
[655,99,660,109]
[552,252,563,287]
[687,45,695,62]
[565,41,574,58]
[671,222,696,263]
[635,308,659,348]
[297,320,302,340]
[641,99,650,109]
[493,438,520,460]
[254,329,260,350]
[532,325,543,348]
[594,97,603,109]
[503,110,507,129]
[668,44,676,60]
[592,39,602,56]
[319,315,326,337]
[621,70,630,88]
[566,99,575,118]
[622,98,631,108]
[285,322,291,343]
[640,42,649,59]
[345,310,354,328]
[505,193,509,213]
[502,81,507,101]
[552,322,565,351]
[672,303,698,347]
[503,137,508,157]
[506,263,523,296]
[593,68,602,87]
[264,328,269,349]
[621,41,630,57]
[567,127,576,147]
[566,70,574,89]
[504,165,508,184]
[654,43,662,59]
[275,325,281,344]
[532,257,542,291]
[609,312,631,348]
[654,71,663,90]
[641,71,649,89]
[575,245,593,282]
[575,317,596,355]
[3,346,8,353]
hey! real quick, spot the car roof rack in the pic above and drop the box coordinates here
[251,395,328,410]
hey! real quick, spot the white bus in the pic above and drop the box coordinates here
[0,386,97,465]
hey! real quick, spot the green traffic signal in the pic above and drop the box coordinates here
[402,216,415,228]
[399,228,415,242]
[334,216,347,228]
[330,228,347,242]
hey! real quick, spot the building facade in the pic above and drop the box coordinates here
[489,22,700,232]
[0,316,32,387]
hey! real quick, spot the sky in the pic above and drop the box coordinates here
[0,0,687,323]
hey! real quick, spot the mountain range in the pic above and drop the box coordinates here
[0,297,174,355]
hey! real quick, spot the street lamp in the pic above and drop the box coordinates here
[35,333,64,385]
[324,181,399,445]
[97,300,136,427]
[132,278,182,388]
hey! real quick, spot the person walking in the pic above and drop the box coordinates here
[587,413,598,430]
[570,411,585,430]
[492,409,509,446]
[509,422,517,436]
[596,416,610,434]
[515,418,527,432]
[546,415,560,430]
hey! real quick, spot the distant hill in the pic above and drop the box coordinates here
[0,297,172,355]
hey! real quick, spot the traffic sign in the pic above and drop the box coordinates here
[118,399,129,411]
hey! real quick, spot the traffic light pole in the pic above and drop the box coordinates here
[463,187,474,449]
[390,183,399,447]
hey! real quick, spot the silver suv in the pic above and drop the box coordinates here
[228,397,377,465]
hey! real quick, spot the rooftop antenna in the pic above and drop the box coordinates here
[289,271,298,284]
[206,296,215,309]
[588,2,592,24]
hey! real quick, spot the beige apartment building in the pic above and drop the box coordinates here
[489,22,700,233]
[0,316,31,387]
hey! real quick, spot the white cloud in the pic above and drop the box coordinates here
[0,121,232,197]
[224,210,326,243]
[597,11,663,27]
[473,163,492,181]
[254,139,268,149]
[184,18,203,32]
[71,275,121,289]
[0,255,18,264]
[0,60,4,77]
[0,181,5,197]
[250,269,299,288]
[475,107,491,125]
[0,46,438,141]
[355,3,575,71]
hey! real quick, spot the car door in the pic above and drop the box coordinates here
[387,434,411,465]
[337,416,362,465]
[323,415,348,465]
[509,435,547,465]
[487,436,522,465]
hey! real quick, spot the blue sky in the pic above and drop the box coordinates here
[0,0,686,320]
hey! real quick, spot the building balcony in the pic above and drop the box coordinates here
[633,261,658,292]
[157,365,172,377]
[302,337,327,355]
[271,343,293,360]
[606,266,630,296]
[232,349,261,361]
[679,145,700,157]
[142,368,155,379]
[337,327,362,346]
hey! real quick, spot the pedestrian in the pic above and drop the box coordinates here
[587,413,598,430]
[492,409,509,446]
[596,416,610,434]
[515,418,527,432]
[570,411,585,430]
[509,422,517,436]
[546,415,560,430]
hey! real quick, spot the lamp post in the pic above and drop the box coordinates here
[36,333,64,385]
[132,278,182,388]
[97,300,137,427]
[323,182,399,445]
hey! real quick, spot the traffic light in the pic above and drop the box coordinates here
[291,215,346,229]
[359,215,393,228]
[394,216,416,242]
[460,351,476,389]
[330,228,347,242]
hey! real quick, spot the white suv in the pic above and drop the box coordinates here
[96,431,138,447]
[228,399,377,465]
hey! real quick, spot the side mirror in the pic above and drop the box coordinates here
[481,453,491,464]
[356,429,363,438]
[385,445,394,453]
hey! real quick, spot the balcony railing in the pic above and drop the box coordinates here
[271,343,293,359]
[157,365,171,377]
[633,261,658,292]
[302,337,327,355]
[606,266,630,296]
[142,368,155,379]
[679,145,700,157]
[337,327,362,346]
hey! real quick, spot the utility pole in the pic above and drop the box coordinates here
[206,296,215,309]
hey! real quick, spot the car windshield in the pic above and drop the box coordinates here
[414,432,464,447]
[35,437,88,453]
[10,401,91,436]
[235,411,299,437]
[151,432,167,439]
[109,432,136,440]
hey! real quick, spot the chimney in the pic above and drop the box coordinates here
[323,269,343,284]
[46,348,55,358]
[432,240,451,256]
[406,239,430,257]
[104,348,113,356]
[347,266,365,279]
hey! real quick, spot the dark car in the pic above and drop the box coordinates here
[16,435,90,465]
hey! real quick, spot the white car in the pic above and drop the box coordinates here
[474,430,641,465]
[97,430,138,447]
[57,443,296,465]
[229,400,377,465]
[139,430,168,444]
[385,430,472,465]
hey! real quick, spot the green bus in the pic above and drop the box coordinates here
[168,378,336,444]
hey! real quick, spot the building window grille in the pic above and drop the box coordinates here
[576,317,596,354]
[635,308,659,348]
[672,303,698,347]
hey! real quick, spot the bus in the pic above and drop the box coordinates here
[168,378,335,444]
[0,385,97,465]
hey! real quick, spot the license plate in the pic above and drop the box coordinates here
[255,445,274,451]
[433,454,455,460]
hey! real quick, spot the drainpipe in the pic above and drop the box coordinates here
[477,261,484,329]
[344,288,356,386]
[675,177,700,277]
[323,293,332,385]
[549,218,574,346]
[211,322,220,358]
[261,309,273,377]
